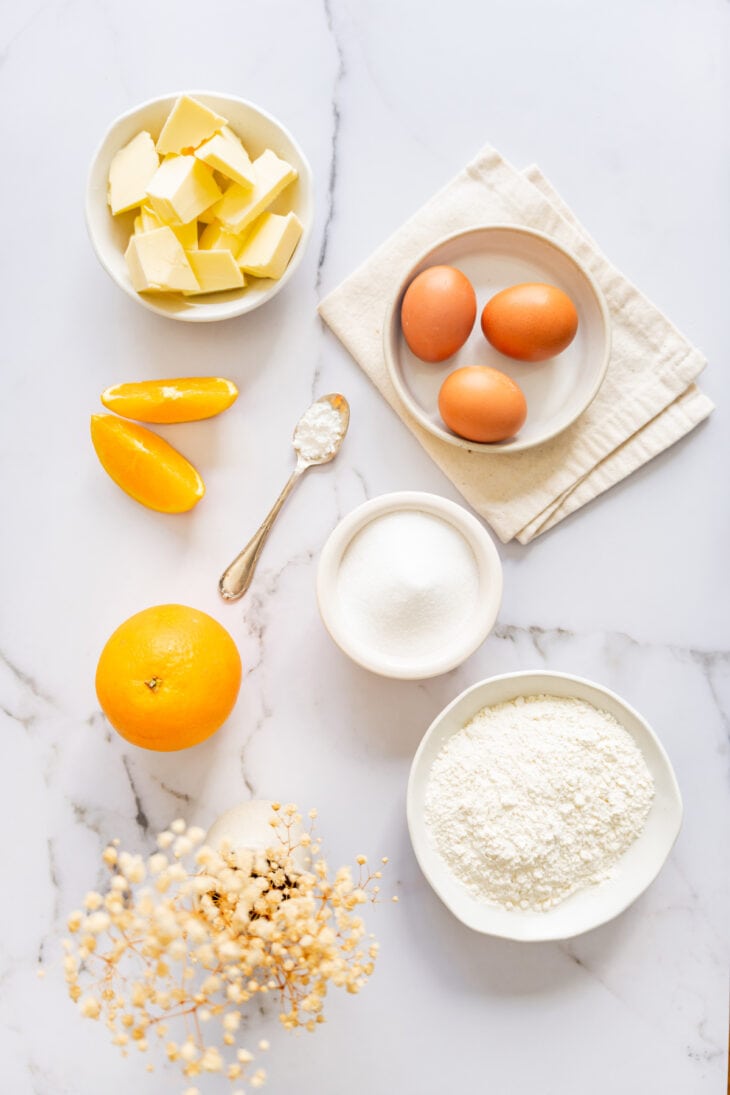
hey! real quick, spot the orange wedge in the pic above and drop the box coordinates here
[100,377,238,424]
[90,414,205,513]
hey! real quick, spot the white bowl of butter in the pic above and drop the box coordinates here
[86,91,314,322]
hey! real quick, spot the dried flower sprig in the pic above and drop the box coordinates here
[60,804,388,1092]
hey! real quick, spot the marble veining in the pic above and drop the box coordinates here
[1,1,728,1093]
[316,0,345,288]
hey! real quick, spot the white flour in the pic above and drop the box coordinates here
[294,401,345,462]
[425,695,655,911]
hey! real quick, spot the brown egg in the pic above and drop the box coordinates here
[438,366,527,443]
[481,282,578,362]
[401,265,477,362]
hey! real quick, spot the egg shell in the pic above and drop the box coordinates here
[206,800,307,872]
[438,366,527,443]
[401,265,477,363]
[481,282,579,362]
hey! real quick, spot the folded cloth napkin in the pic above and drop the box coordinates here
[318,146,713,544]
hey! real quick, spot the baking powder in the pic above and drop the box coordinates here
[425,695,655,911]
[294,401,345,462]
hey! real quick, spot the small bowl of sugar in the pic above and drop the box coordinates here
[316,491,503,679]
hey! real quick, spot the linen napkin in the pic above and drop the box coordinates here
[318,146,713,544]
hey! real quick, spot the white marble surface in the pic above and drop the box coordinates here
[1,1,728,1092]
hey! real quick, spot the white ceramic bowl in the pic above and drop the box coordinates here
[317,491,503,680]
[384,226,611,452]
[86,91,314,322]
[407,671,682,941]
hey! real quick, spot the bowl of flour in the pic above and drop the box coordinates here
[408,671,682,940]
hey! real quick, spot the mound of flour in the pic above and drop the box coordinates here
[424,695,655,911]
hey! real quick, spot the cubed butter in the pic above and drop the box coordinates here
[139,204,198,249]
[112,105,304,299]
[212,149,297,233]
[220,125,245,146]
[184,250,245,294]
[236,211,303,280]
[198,178,228,223]
[124,227,199,293]
[139,203,163,231]
[195,130,254,189]
[108,131,160,215]
[173,219,199,250]
[146,155,221,225]
[199,222,244,256]
[156,95,227,155]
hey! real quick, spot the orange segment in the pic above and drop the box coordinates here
[100,377,239,423]
[90,414,205,513]
[95,604,242,751]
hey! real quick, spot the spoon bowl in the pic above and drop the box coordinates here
[293,393,350,468]
[219,393,350,602]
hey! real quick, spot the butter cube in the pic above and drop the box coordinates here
[125,227,199,293]
[146,155,221,225]
[220,125,248,148]
[195,129,254,189]
[198,179,228,223]
[184,250,245,294]
[199,222,244,256]
[212,150,297,233]
[156,95,227,155]
[236,212,304,280]
[139,204,198,249]
[139,203,163,231]
[174,219,199,250]
[108,131,159,215]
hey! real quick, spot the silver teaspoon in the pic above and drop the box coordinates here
[218,393,350,602]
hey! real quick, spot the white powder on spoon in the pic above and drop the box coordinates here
[425,694,654,911]
[294,400,345,462]
[336,510,480,660]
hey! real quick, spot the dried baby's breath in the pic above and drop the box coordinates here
[61,808,385,1091]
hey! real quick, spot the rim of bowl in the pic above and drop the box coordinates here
[383,224,612,453]
[85,90,314,323]
[316,491,503,680]
[406,670,683,941]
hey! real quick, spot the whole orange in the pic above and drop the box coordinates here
[96,604,242,751]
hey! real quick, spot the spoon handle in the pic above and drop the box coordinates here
[219,465,305,602]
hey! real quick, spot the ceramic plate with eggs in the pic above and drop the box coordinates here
[383,226,611,453]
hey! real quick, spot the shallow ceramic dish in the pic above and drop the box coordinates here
[317,492,503,680]
[86,91,314,322]
[384,226,611,452]
[407,671,682,941]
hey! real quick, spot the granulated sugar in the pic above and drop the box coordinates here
[425,694,655,911]
[336,510,480,660]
